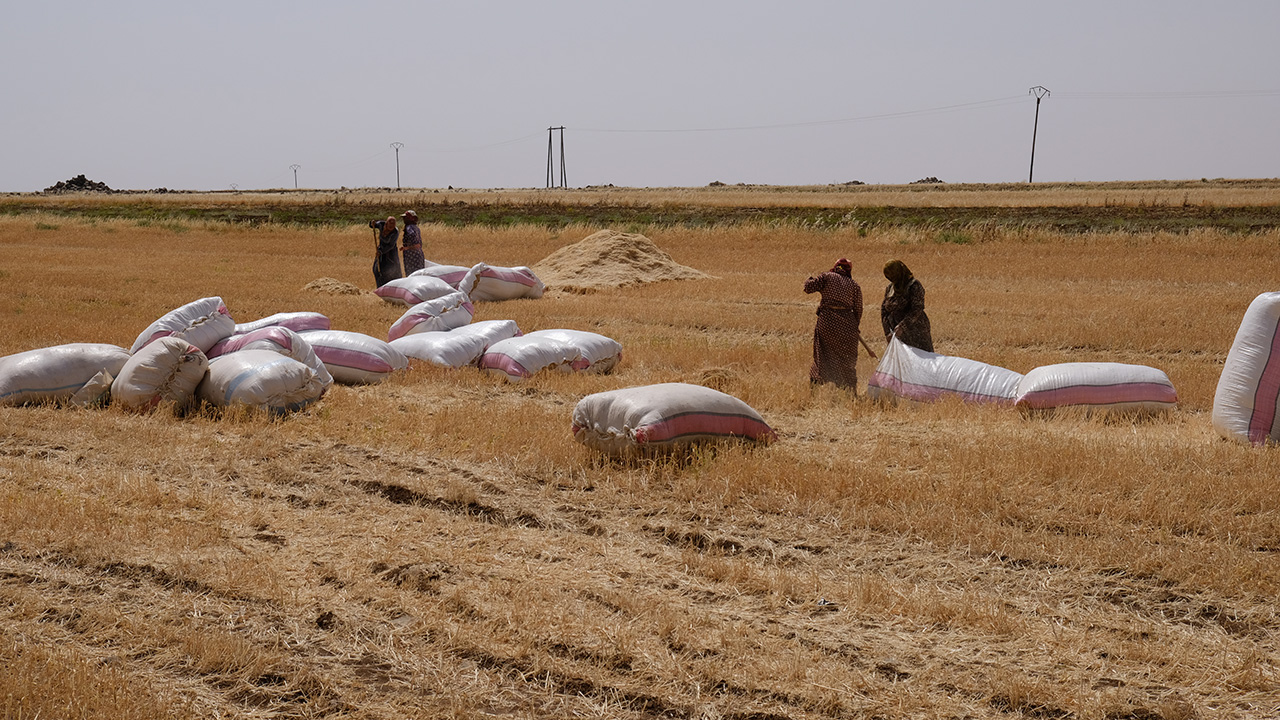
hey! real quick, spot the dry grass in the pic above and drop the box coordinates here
[2,207,1280,719]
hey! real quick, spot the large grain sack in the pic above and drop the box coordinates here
[868,336,1022,405]
[572,383,777,457]
[1014,362,1178,415]
[469,263,545,301]
[390,319,524,369]
[198,349,326,414]
[208,326,333,389]
[1213,291,1280,446]
[374,275,460,307]
[111,336,209,412]
[386,291,475,341]
[479,335,581,382]
[131,296,235,353]
[0,343,131,407]
[299,329,408,384]
[410,263,479,295]
[234,311,331,335]
[525,329,622,374]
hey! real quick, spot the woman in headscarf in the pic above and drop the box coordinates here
[370,216,402,288]
[803,257,867,391]
[880,259,933,352]
[399,210,425,275]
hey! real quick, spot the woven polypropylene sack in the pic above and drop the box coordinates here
[234,311,330,335]
[111,336,209,412]
[0,343,130,406]
[1213,291,1280,445]
[572,383,776,457]
[374,276,459,307]
[299,330,408,385]
[198,349,325,414]
[1015,362,1178,415]
[867,336,1022,406]
[131,296,235,353]
[479,336,580,382]
[387,291,475,341]
[209,326,333,389]
[524,329,621,374]
[468,263,545,302]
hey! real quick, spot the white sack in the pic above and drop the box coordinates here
[111,336,209,412]
[468,263,545,302]
[374,275,460,306]
[198,349,326,414]
[299,330,408,384]
[572,383,777,457]
[868,336,1022,405]
[525,329,622,374]
[1015,362,1178,415]
[131,296,235,353]
[1213,291,1280,446]
[479,336,581,382]
[387,291,475,341]
[234,311,331,335]
[69,369,114,408]
[390,319,524,369]
[209,326,333,389]
[410,263,479,295]
[0,343,131,407]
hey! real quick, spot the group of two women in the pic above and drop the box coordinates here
[371,210,426,287]
[804,258,932,392]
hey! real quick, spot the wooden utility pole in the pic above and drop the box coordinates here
[1028,86,1050,183]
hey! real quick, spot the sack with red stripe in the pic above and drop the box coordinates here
[373,275,460,307]
[1213,291,1280,446]
[469,263,545,301]
[208,326,333,389]
[479,335,581,381]
[386,291,475,341]
[409,263,478,295]
[1014,362,1177,415]
[572,383,776,457]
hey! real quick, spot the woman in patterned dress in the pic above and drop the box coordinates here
[400,210,425,275]
[880,259,933,352]
[370,216,402,288]
[803,257,864,391]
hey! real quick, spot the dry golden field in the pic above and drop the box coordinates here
[2,187,1280,719]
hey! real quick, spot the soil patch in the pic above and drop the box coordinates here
[533,230,711,292]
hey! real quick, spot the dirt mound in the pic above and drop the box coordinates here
[533,230,711,292]
[304,277,364,295]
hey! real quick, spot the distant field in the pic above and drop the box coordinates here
[2,187,1279,719]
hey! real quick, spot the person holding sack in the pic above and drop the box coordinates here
[880,259,933,352]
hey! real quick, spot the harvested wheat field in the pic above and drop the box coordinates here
[2,187,1280,720]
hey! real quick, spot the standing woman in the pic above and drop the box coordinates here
[803,257,866,391]
[400,210,425,275]
[880,259,933,352]
[370,216,402,288]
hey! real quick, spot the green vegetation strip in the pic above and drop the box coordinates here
[3,200,1280,233]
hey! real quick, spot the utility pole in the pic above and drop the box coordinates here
[1027,86,1050,183]
[390,142,404,189]
[546,126,566,188]
[290,164,301,189]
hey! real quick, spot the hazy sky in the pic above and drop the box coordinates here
[3,1,1278,192]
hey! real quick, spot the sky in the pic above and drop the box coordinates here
[3,1,1278,192]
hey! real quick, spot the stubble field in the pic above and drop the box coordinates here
[2,184,1279,719]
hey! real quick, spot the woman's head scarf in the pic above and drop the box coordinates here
[883,259,913,290]
[831,257,852,277]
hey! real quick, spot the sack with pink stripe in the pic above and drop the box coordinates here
[373,275,460,307]
[469,263,545,301]
[524,329,621,374]
[409,263,479,295]
[131,296,235,353]
[1014,362,1177,415]
[572,383,776,457]
[298,330,408,385]
[208,326,333,389]
[1213,291,1280,446]
[479,335,581,382]
[390,319,522,369]
[0,343,131,407]
[386,291,475,341]
[868,336,1022,406]
[234,311,330,335]
[198,349,326,414]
